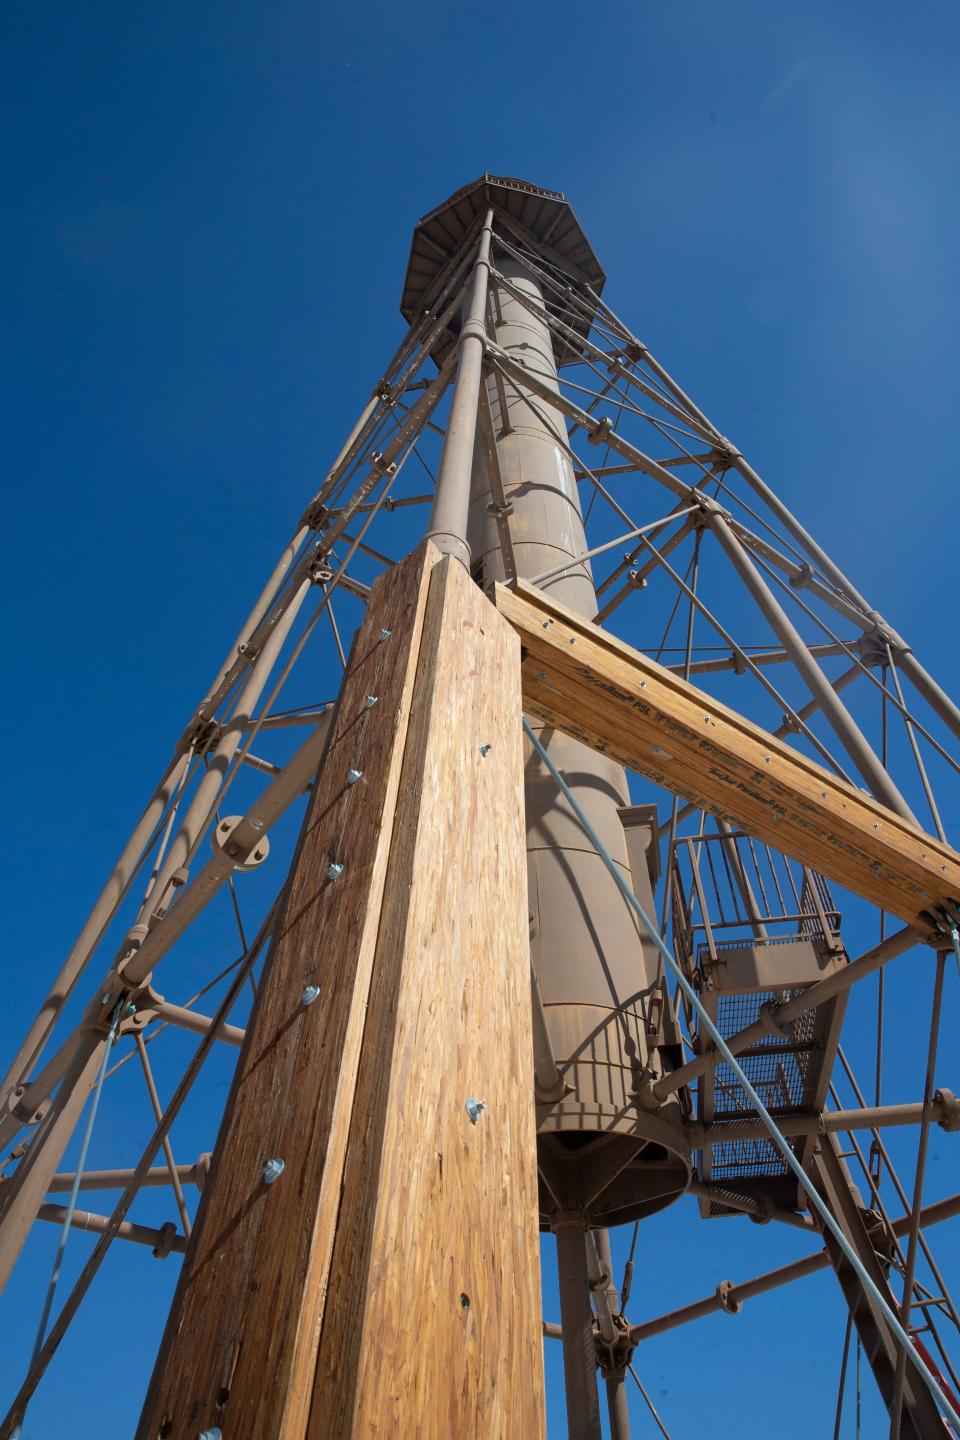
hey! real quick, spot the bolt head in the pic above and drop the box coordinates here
[101,992,111,1005]
[465,1097,486,1124]
[346,768,363,785]
[363,694,379,710]
[478,743,492,757]
[378,628,392,641]
[302,984,321,1006]
[326,862,345,881]
[262,1157,285,1185]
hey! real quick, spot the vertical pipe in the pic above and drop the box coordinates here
[707,511,917,822]
[0,1034,105,1294]
[426,210,494,567]
[595,1228,632,1440]
[604,1371,632,1440]
[553,1216,602,1440]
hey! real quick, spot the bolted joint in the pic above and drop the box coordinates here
[182,714,220,757]
[588,416,614,447]
[936,1088,960,1133]
[370,451,398,478]
[300,498,330,531]
[211,816,270,872]
[758,1001,791,1041]
[631,1072,664,1113]
[748,1194,775,1226]
[485,498,514,520]
[464,1097,486,1124]
[788,561,814,591]
[715,435,742,462]
[307,557,334,587]
[716,1279,742,1316]
[152,1220,178,1260]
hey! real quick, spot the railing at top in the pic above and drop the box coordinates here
[670,830,843,978]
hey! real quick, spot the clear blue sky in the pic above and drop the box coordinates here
[3,2,960,1436]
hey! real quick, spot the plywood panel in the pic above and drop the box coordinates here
[309,556,544,1440]
[493,579,960,937]
[137,542,441,1440]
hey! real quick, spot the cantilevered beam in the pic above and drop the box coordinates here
[493,579,960,935]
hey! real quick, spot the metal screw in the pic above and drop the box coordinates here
[379,628,392,641]
[198,1430,223,1440]
[101,992,111,1005]
[125,1002,137,1017]
[465,1098,486,1124]
[478,743,492,757]
[363,694,379,710]
[638,679,645,688]
[263,1158,285,1185]
[541,620,551,629]
[537,671,549,680]
[346,768,363,785]
[302,985,321,1006]
[326,862,345,881]
[764,756,771,764]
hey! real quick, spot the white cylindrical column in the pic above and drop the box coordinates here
[469,256,689,1226]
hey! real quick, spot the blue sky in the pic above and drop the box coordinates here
[3,2,960,1436]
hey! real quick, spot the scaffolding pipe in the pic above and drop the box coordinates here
[627,1191,960,1345]
[426,210,494,567]
[554,1215,602,1440]
[35,1204,187,1256]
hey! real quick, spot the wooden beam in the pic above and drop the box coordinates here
[493,579,960,937]
[138,546,544,1440]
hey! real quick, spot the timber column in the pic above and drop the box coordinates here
[137,543,544,1439]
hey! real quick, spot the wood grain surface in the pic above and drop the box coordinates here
[308,555,544,1439]
[138,546,545,1440]
[493,578,960,936]
[138,542,442,1440]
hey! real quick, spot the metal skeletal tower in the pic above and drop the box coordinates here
[2,175,960,1439]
